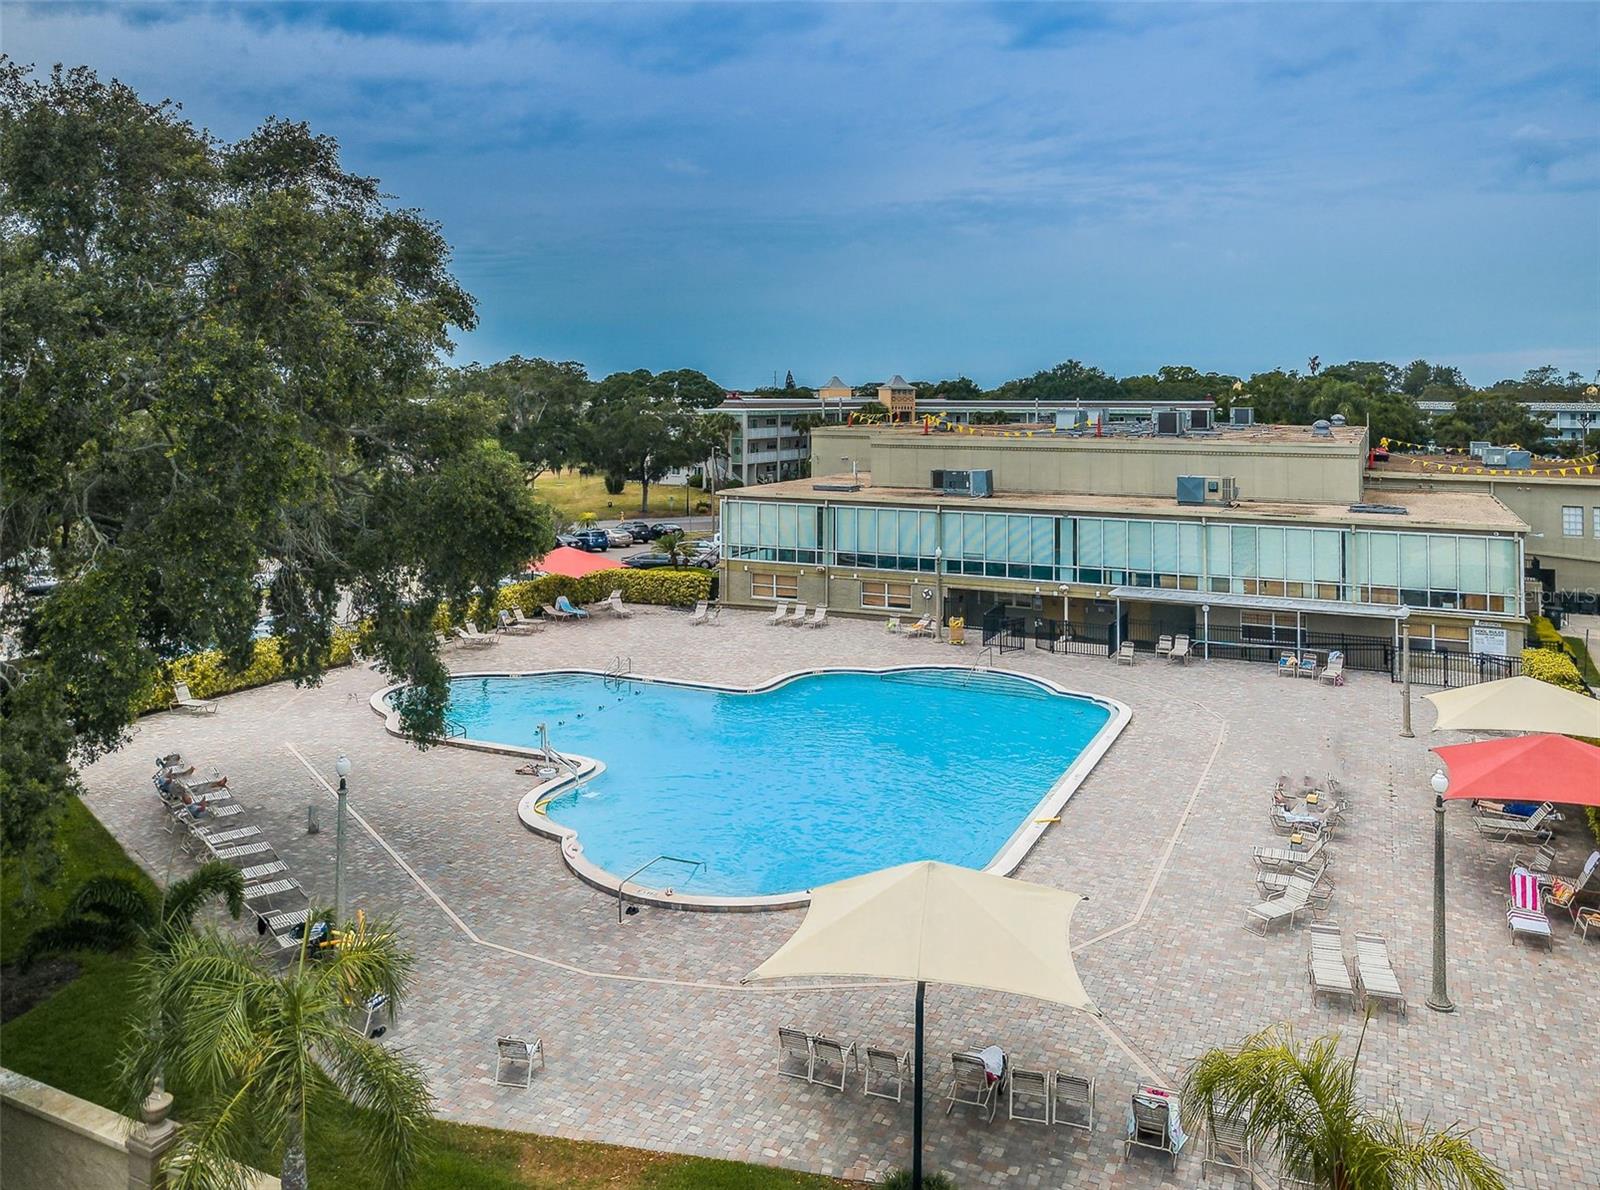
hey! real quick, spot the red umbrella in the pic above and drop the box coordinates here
[1430,734,1600,807]
[534,546,623,578]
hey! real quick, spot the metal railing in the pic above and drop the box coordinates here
[618,854,707,921]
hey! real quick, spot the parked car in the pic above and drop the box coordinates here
[648,522,685,538]
[555,533,583,549]
[573,529,611,552]
[622,553,677,569]
[604,527,634,547]
[616,520,654,540]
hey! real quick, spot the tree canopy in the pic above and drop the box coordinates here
[1,64,550,885]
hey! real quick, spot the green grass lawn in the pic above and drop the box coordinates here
[1561,634,1600,686]
[529,472,713,526]
[0,801,848,1189]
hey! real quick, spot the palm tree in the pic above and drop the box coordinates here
[1182,1023,1505,1189]
[18,862,245,969]
[655,529,687,567]
[122,914,430,1190]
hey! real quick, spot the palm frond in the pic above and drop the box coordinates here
[66,874,158,931]
[1366,1109,1509,1190]
[15,916,143,970]
[160,1083,264,1190]
[162,862,246,930]
[317,1028,434,1189]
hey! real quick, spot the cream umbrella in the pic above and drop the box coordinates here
[1423,676,1600,737]
[744,861,1096,1188]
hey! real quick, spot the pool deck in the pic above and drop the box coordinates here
[81,608,1598,1187]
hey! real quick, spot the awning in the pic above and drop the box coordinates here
[1431,734,1600,806]
[1107,586,1412,621]
[534,546,623,578]
[1425,676,1600,737]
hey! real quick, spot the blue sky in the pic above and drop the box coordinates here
[9,2,1599,387]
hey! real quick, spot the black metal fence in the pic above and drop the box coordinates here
[979,607,1029,653]
[1403,649,1523,688]
[1032,617,1115,657]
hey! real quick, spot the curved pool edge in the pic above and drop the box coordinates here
[369,665,1132,912]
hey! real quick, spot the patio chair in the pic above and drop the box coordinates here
[350,992,390,1039]
[1154,634,1174,658]
[1050,1072,1095,1131]
[1244,873,1316,934]
[903,616,935,638]
[243,876,302,903]
[1169,634,1191,664]
[542,602,572,621]
[1545,851,1600,920]
[861,1046,911,1102]
[804,606,828,629]
[1252,835,1328,874]
[1008,1067,1051,1124]
[1115,641,1136,665]
[885,616,901,634]
[945,1051,1003,1121]
[1508,908,1554,949]
[1474,804,1553,844]
[1352,932,1406,1016]
[1202,1111,1255,1179]
[687,600,710,626]
[1507,866,1553,949]
[1125,1087,1184,1169]
[210,839,277,863]
[1318,652,1346,686]
[808,1034,856,1092]
[511,607,545,632]
[189,825,262,853]
[498,609,539,635]
[1276,653,1299,677]
[240,860,290,882]
[1574,907,1600,942]
[172,682,218,715]
[782,602,809,627]
[1297,651,1320,678]
[554,595,589,620]
[455,623,498,648]
[494,1035,544,1087]
[1256,862,1333,909]
[599,589,633,617]
[765,603,790,626]
[776,1027,812,1082]
[1306,923,1357,1007]
[1513,844,1558,879]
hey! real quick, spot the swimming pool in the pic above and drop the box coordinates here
[417,667,1126,904]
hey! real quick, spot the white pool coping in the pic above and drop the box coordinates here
[370,665,1131,912]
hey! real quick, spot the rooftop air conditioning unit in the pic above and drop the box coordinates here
[1188,408,1213,431]
[1154,410,1182,436]
[1481,446,1510,468]
[1230,407,1254,426]
[1469,441,1491,460]
[1177,475,1238,506]
[1054,409,1089,431]
[1505,449,1532,469]
[931,468,994,497]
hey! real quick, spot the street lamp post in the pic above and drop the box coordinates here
[933,547,944,641]
[1426,768,1455,1013]
[1399,618,1414,738]
[334,753,352,923]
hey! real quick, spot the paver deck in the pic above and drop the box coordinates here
[80,608,1599,1187]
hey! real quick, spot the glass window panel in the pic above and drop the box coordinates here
[799,506,819,550]
[963,513,984,558]
[1031,518,1055,567]
[1365,533,1398,586]
[1079,519,1103,567]
[1457,537,1487,593]
[1007,517,1029,565]
[877,510,897,556]
[1487,538,1518,595]
[1257,527,1285,579]
[1178,524,1203,574]
[919,512,939,556]
[1232,526,1257,577]
[1313,531,1342,583]
[1284,529,1313,582]
[896,511,920,556]
[1399,535,1429,589]
[758,503,777,547]
[1058,518,1075,574]
[986,515,1007,562]
[1428,536,1458,592]
[1127,521,1152,571]
[834,507,856,553]
[776,504,798,548]
[1103,519,1128,569]
[1152,522,1179,574]
[1206,524,1230,578]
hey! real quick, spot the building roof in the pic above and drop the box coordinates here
[837,421,1366,447]
[733,473,1527,534]
[882,374,913,390]
[820,376,848,390]
[1370,455,1599,483]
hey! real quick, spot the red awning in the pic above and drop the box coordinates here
[1430,734,1600,807]
[534,546,623,579]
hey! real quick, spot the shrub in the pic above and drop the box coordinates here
[1520,647,1585,693]
[494,568,711,616]
[1529,615,1565,648]
[1588,806,1600,848]
[880,1170,957,1190]
[687,471,704,489]
[132,627,360,715]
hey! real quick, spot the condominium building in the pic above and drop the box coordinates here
[718,419,1531,665]
[1417,398,1600,442]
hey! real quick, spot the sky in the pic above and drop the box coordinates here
[8,1,1599,389]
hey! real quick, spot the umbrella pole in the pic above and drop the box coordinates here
[912,979,925,1190]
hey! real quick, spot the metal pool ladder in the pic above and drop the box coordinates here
[603,655,633,693]
[618,854,707,921]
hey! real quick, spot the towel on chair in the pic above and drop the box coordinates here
[975,1045,1006,1084]
[1510,866,1543,914]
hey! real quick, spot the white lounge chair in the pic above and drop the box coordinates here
[1008,1067,1051,1124]
[687,601,710,626]
[804,606,828,629]
[1352,932,1405,1016]
[808,1034,856,1092]
[1474,804,1554,844]
[456,623,498,648]
[498,609,539,635]
[945,1051,1003,1122]
[541,602,573,621]
[1318,653,1346,686]
[494,1035,544,1087]
[1508,908,1553,949]
[782,602,808,627]
[1168,635,1191,664]
[554,595,589,620]
[1297,651,1321,679]
[1306,923,1357,1007]
[1115,641,1136,665]
[240,860,289,882]
[1125,1088,1184,1168]
[1202,1112,1256,1179]
[1244,873,1317,933]
[511,607,545,632]
[861,1046,911,1101]
[1252,835,1328,873]
[1154,634,1174,658]
[599,589,633,617]
[776,1027,812,1082]
[765,603,790,626]
[244,877,302,902]
[903,615,935,638]
[1277,653,1299,677]
[1050,1072,1095,1131]
[173,682,218,715]
[1257,862,1333,909]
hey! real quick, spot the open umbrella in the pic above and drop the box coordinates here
[743,861,1096,1188]
[1424,676,1600,737]
[533,545,623,578]
[1430,733,1600,807]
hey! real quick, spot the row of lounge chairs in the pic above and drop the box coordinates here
[764,603,829,629]
[1307,923,1405,1015]
[1152,634,1193,664]
[1277,650,1346,684]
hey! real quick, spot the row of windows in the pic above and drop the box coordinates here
[724,499,1524,611]
[1559,506,1600,538]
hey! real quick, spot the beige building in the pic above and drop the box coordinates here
[720,422,1531,670]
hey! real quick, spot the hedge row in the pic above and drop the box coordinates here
[1519,647,1585,693]
[493,568,712,616]
[132,628,359,715]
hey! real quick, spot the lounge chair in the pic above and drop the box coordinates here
[1297,651,1320,678]
[1008,1067,1051,1124]
[1169,634,1191,664]
[240,860,289,882]
[244,876,302,903]
[1244,873,1317,933]
[1202,1112,1255,1179]
[511,608,545,632]
[861,1046,911,1101]
[945,1051,1003,1122]
[1513,844,1558,879]
[1277,653,1299,677]
[1050,1072,1095,1131]
[687,600,710,626]
[1252,835,1328,874]
[1352,932,1406,1016]
[541,603,572,621]
[210,839,277,863]
[782,602,808,627]
[1474,804,1553,844]
[1507,866,1553,949]
[554,595,589,620]
[1508,908,1553,949]
[494,1035,544,1087]
[1154,634,1174,658]
[1318,652,1345,686]
[455,623,497,648]
[1270,802,1337,838]
[765,603,790,626]
[1115,641,1136,665]
[809,1034,856,1092]
[903,616,935,638]
[776,1027,812,1082]
[804,606,828,629]
[1543,850,1600,919]
[1125,1087,1185,1169]
[885,616,901,634]
[1575,907,1600,942]
[350,992,390,1039]
[1257,862,1333,909]
[598,589,633,617]
[173,682,218,715]
[498,609,539,635]
[1306,923,1357,1007]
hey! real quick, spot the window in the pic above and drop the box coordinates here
[1563,506,1583,537]
[1595,509,1600,540]
[751,571,797,601]
[861,579,913,610]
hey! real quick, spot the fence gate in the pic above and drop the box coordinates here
[980,606,1028,654]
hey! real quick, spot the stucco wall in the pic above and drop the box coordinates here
[0,1070,127,1190]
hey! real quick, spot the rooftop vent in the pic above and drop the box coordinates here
[1311,419,1333,438]
[812,481,862,493]
[1154,410,1182,436]
[1230,407,1255,426]
[1347,502,1409,516]
[1329,413,1347,427]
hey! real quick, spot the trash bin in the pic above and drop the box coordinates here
[307,803,321,835]
[947,617,965,646]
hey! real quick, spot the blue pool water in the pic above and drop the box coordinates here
[442,669,1113,898]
